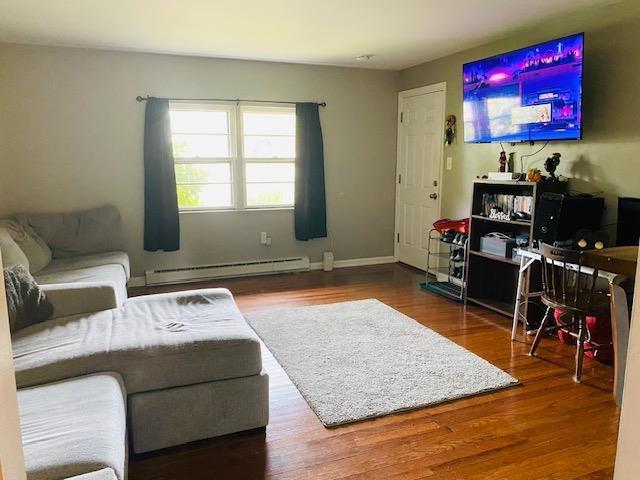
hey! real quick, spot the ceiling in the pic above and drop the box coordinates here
[0,0,631,70]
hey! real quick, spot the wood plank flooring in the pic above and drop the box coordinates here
[128,263,620,480]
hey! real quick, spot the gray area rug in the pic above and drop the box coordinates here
[245,299,518,426]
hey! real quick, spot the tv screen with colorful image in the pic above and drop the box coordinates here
[463,33,584,143]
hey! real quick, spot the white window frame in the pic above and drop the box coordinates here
[170,101,295,212]
[239,104,296,210]
[170,101,237,212]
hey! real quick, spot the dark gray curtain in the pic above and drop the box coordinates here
[294,103,327,241]
[143,98,180,251]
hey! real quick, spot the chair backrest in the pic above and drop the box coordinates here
[539,242,599,312]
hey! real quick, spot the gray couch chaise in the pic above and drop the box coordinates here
[13,286,269,454]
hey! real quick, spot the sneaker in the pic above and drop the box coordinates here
[457,233,468,246]
[441,229,456,243]
[452,266,464,279]
[452,233,462,245]
[525,319,541,335]
[452,250,465,262]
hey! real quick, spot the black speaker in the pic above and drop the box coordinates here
[533,193,605,247]
[533,193,563,246]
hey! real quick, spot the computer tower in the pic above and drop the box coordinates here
[617,197,640,246]
[533,193,605,246]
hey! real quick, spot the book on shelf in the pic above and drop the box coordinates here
[481,193,532,217]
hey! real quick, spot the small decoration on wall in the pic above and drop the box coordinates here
[444,115,456,145]
[544,152,562,181]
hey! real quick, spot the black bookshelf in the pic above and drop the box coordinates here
[465,179,566,317]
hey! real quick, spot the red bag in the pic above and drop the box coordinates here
[433,218,469,234]
[553,309,613,365]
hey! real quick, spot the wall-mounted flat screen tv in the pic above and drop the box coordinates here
[463,33,584,143]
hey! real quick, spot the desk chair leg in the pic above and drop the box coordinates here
[574,316,587,383]
[530,307,553,356]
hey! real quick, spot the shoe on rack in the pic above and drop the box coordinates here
[452,250,465,262]
[451,266,464,279]
[457,233,468,246]
[441,229,456,243]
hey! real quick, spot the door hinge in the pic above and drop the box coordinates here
[397,233,400,243]
[398,174,402,184]
[400,112,403,123]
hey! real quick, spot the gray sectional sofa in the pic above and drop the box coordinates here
[2,206,269,479]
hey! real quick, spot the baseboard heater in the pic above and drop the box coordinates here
[145,256,310,285]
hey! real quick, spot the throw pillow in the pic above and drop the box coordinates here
[14,205,126,259]
[0,219,51,273]
[0,228,30,270]
[3,264,53,332]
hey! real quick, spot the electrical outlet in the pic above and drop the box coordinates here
[260,232,268,245]
[446,157,453,170]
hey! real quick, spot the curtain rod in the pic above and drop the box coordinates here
[135,95,326,107]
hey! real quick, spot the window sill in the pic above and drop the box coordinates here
[179,207,294,214]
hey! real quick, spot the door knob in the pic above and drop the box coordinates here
[429,193,438,199]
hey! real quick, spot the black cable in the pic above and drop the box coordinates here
[519,141,549,177]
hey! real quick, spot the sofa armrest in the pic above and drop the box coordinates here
[65,468,118,480]
[41,282,119,319]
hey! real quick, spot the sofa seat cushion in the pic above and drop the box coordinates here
[37,252,130,280]
[19,373,127,480]
[34,264,127,306]
[12,289,263,393]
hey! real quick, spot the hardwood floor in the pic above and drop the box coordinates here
[128,263,620,480]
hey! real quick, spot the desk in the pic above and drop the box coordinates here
[511,246,637,405]
[584,246,638,280]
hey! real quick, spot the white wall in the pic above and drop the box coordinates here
[0,44,399,276]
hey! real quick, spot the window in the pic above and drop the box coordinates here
[170,103,295,211]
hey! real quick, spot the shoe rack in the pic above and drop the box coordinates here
[423,228,468,302]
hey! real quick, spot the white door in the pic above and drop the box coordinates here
[395,84,446,270]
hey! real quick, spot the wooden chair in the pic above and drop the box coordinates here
[529,243,611,382]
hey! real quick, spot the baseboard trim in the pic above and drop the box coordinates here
[129,256,397,287]
[128,276,146,287]
[310,255,397,271]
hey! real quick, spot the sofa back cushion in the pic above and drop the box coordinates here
[0,219,51,273]
[0,228,30,270]
[3,264,53,332]
[14,206,126,259]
